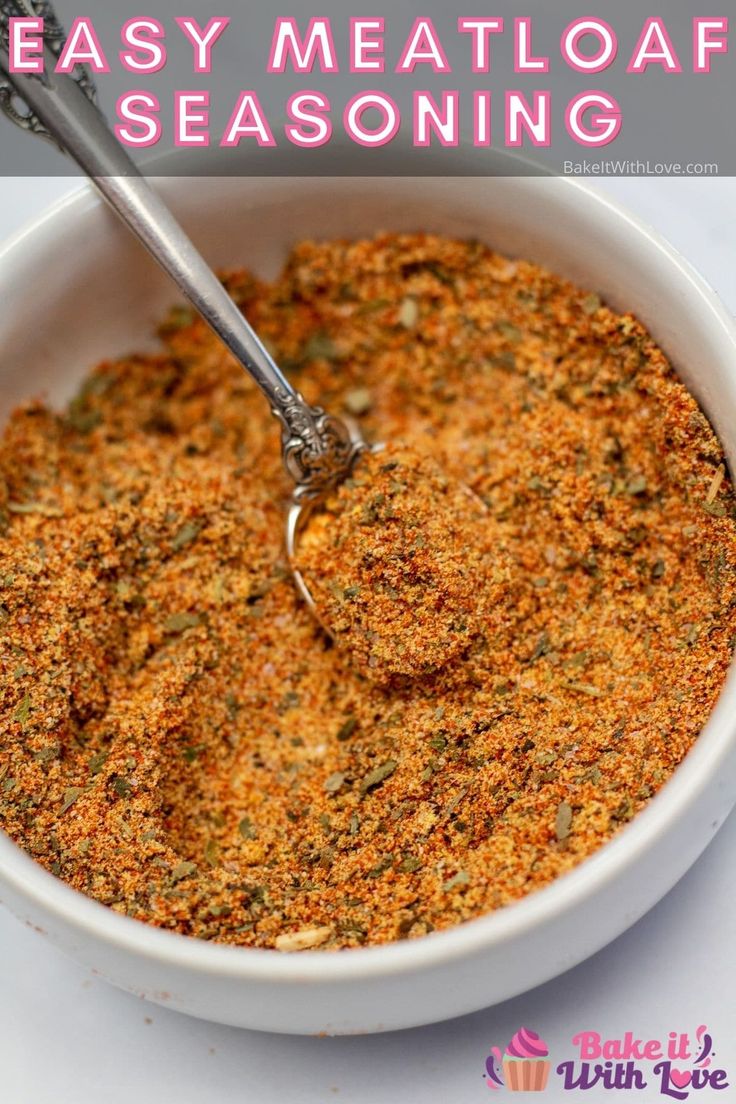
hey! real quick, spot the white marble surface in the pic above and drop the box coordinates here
[1,176,735,1104]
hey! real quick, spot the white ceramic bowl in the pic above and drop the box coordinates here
[1,175,735,1036]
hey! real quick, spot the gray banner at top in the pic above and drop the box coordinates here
[0,0,733,176]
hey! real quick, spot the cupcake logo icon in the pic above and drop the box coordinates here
[486,1027,551,1093]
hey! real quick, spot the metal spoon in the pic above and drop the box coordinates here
[0,1,368,618]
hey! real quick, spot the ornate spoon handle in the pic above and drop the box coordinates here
[0,1,362,500]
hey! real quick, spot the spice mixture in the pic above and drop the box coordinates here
[1,233,735,951]
[298,443,508,682]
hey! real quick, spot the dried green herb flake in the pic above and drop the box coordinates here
[360,759,397,795]
[60,786,85,814]
[164,612,201,634]
[324,771,346,794]
[171,861,197,882]
[172,520,203,552]
[555,802,573,840]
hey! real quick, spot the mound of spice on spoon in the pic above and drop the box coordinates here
[297,443,509,682]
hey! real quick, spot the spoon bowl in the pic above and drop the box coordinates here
[286,429,378,625]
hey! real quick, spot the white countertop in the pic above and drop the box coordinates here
[1,176,735,1104]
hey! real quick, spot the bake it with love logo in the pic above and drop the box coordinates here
[484,1026,729,1097]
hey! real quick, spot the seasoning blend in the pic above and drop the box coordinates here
[2,233,735,950]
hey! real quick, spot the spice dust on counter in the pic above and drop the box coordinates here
[1,233,735,950]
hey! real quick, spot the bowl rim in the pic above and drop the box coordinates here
[1,172,736,985]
